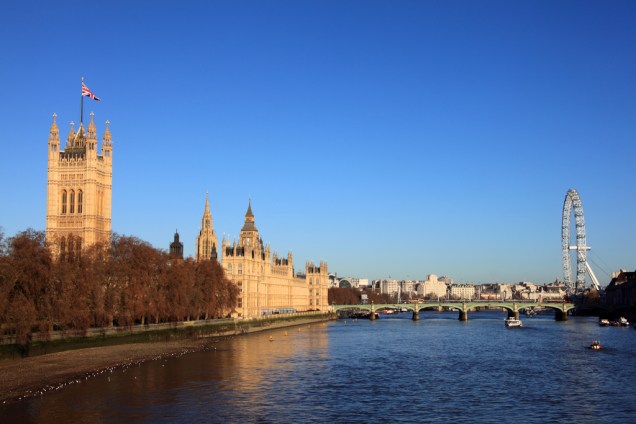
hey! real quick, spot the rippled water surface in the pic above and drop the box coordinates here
[4,311,636,423]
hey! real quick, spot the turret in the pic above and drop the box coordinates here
[102,120,112,162]
[66,121,76,149]
[48,113,60,162]
[87,112,97,156]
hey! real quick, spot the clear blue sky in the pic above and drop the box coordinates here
[1,1,634,285]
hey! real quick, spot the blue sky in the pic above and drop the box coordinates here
[0,1,634,284]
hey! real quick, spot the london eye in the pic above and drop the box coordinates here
[561,188,600,292]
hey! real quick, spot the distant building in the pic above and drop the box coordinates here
[536,282,567,302]
[196,193,218,261]
[605,269,636,306]
[400,280,417,295]
[169,230,184,259]
[379,279,399,295]
[46,113,112,257]
[449,284,476,300]
[329,274,339,288]
[338,278,353,288]
[438,276,454,285]
[417,274,448,299]
[351,278,370,288]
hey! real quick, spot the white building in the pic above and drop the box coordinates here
[380,279,399,295]
[449,284,476,300]
[417,274,448,299]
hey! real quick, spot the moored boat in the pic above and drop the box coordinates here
[599,318,610,327]
[608,317,630,327]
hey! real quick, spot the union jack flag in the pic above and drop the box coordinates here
[81,82,100,101]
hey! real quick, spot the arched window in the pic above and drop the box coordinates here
[227,264,233,274]
[61,190,67,214]
[77,190,83,214]
[238,264,243,275]
[70,190,75,214]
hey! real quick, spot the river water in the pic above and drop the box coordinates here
[3,311,636,423]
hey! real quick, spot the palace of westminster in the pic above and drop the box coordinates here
[45,112,329,319]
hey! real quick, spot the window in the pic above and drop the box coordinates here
[69,190,75,214]
[77,190,83,214]
[61,190,67,214]
[238,264,243,275]
[227,264,233,274]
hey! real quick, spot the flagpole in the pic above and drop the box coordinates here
[80,77,85,125]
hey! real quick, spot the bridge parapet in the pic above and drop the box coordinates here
[331,301,575,321]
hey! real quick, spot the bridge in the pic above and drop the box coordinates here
[331,300,575,321]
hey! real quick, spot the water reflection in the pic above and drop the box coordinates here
[2,323,330,423]
[4,315,636,423]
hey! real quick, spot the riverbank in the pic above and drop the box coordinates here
[0,314,332,404]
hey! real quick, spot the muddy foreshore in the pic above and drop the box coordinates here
[0,315,332,405]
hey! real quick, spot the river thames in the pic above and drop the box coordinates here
[3,311,636,423]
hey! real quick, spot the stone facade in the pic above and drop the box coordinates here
[417,274,448,299]
[221,201,329,318]
[46,113,112,257]
[449,284,476,300]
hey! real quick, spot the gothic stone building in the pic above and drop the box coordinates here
[217,200,329,318]
[46,113,112,257]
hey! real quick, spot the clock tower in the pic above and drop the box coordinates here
[239,199,259,247]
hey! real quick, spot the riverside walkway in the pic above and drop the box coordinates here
[331,300,575,321]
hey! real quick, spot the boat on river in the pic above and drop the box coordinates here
[599,318,610,327]
[505,317,522,328]
[590,340,602,350]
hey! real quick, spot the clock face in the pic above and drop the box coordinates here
[245,237,251,245]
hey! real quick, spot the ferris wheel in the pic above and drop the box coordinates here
[561,189,600,292]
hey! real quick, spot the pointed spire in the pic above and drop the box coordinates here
[103,120,111,138]
[49,113,59,143]
[50,113,59,131]
[66,121,76,147]
[102,121,113,153]
[196,192,218,261]
[245,197,254,218]
[87,111,97,140]
[241,198,257,233]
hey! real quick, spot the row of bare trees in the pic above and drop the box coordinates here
[0,228,238,345]
[328,287,392,305]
